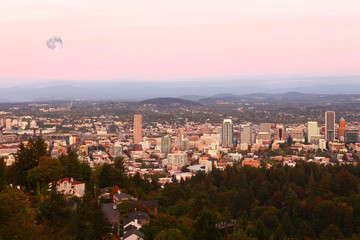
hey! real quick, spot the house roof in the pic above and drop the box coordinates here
[124,224,137,232]
[114,192,132,199]
[130,200,158,209]
[124,212,150,226]
[56,177,84,186]
[123,230,144,240]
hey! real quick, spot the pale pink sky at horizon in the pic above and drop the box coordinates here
[0,0,359,83]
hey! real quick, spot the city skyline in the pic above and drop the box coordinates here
[0,0,359,86]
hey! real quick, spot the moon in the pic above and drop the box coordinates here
[46,36,63,52]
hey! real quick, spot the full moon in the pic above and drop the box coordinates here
[46,35,63,52]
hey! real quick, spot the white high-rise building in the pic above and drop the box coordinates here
[307,121,320,143]
[240,125,252,144]
[5,119,12,130]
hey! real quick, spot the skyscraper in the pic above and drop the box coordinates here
[240,125,252,144]
[222,119,233,147]
[260,123,271,133]
[161,135,171,154]
[338,117,346,142]
[307,121,319,143]
[133,114,142,144]
[275,125,287,141]
[325,111,335,141]
[5,119,11,131]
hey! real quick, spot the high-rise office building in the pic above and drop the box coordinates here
[291,128,304,142]
[5,119,12,131]
[344,129,359,143]
[307,121,319,143]
[181,139,189,151]
[275,125,287,141]
[133,114,142,144]
[161,135,171,154]
[325,111,335,141]
[260,123,271,133]
[167,153,187,166]
[240,125,252,144]
[338,117,346,141]
[222,119,233,147]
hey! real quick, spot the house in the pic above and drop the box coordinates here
[51,178,85,197]
[123,229,144,240]
[113,191,137,204]
[123,212,150,232]
[130,200,158,215]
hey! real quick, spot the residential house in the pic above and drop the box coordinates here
[123,229,144,240]
[51,178,85,197]
[123,212,150,232]
[113,191,137,204]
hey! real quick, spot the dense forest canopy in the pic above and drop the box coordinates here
[1,139,360,239]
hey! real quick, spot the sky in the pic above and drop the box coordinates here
[0,0,359,86]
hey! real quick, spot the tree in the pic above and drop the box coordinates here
[142,214,178,239]
[296,221,314,240]
[37,189,74,238]
[63,150,82,180]
[117,201,130,214]
[155,228,186,240]
[27,156,64,193]
[0,187,39,239]
[0,158,6,192]
[269,191,285,209]
[74,195,112,239]
[192,208,220,240]
[14,138,48,189]
[320,224,343,240]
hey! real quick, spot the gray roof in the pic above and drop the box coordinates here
[124,212,150,226]
[114,192,132,200]
[123,229,144,239]
[130,200,158,209]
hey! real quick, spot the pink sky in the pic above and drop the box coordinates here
[0,0,359,83]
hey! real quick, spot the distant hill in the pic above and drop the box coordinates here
[201,92,360,104]
[179,95,206,101]
[137,97,201,106]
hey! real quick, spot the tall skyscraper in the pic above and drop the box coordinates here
[222,119,233,147]
[260,123,271,133]
[161,135,171,154]
[133,114,142,144]
[240,125,252,144]
[5,119,12,131]
[325,111,335,141]
[338,117,346,142]
[275,125,287,141]
[307,121,319,143]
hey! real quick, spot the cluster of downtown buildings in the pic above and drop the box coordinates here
[0,110,359,178]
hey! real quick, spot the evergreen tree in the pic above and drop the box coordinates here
[0,158,6,192]
[192,208,220,240]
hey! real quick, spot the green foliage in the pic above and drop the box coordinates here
[117,201,130,214]
[61,150,91,182]
[0,187,39,239]
[27,156,64,192]
[191,208,220,240]
[14,138,48,189]
[0,158,6,192]
[149,162,360,240]
[154,228,186,240]
[320,224,344,240]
